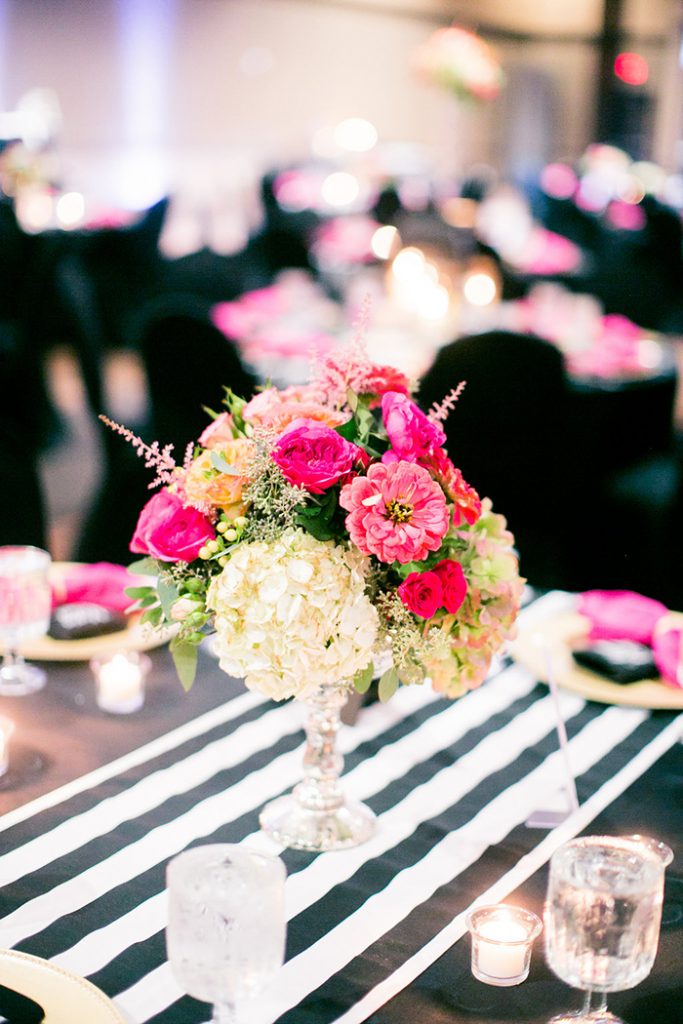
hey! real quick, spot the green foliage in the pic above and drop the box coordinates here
[378,666,399,702]
[222,388,247,433]
[127,557,159,576]
[170,637,198,691]
[209,451,242,475]
[294,489,338,542]
[157,577,181,619]
[353,662,375,694]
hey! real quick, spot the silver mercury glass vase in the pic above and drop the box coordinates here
[259,682,376,852]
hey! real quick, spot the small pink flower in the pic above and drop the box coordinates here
[398,571,443,619]
[339,461,449,564]
[381,392,446,463]
[432,559,468,614]
[198,412,235,450]
[242,385,347,432]
[271,421,363,494]
[130,489,214,563]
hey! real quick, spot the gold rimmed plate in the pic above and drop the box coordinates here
[0,562,172,662]
[511,609,683,710]
[0,948,131,1023]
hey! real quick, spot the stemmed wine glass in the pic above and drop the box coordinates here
[0,546,52,695]
[166,843,287,1024]
[544,834,673,1023]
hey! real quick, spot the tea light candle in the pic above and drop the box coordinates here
[0,715,15,775]
[467,904,542,987]
[91,652,150,714]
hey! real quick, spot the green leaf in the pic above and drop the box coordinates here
[170,639,198,691]
[378,666,399,703]
[346,388,359,413]
[140,606,163,627]
[157,577,180,619]
[210,451,242,475]
[353,662,374,694]
[297,514,337,542]
[334,418,358,442]
[137,593,159,608]
[125,585,155,599]
[127,557,159,576]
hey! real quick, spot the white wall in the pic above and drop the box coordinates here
[0,0,678,210]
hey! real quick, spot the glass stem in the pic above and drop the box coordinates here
[581,989,609,1015]
[212,1002,237,1024]
[294,685,347,813]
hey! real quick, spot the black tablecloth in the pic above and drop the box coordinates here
[0,592,680,1024]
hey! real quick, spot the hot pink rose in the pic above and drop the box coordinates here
[398,571,443,619]
[271,421,363,494]
[432,559,468,614]
[381,392,446,464]
[130,489,215,563]
[198,412,235,450]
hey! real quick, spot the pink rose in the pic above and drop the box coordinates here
[271,420,363,494]
[432,559,468,614]
[130,489,215,563]
[381,392,446,464]
[198,412,235,450]
[398,571,443,619]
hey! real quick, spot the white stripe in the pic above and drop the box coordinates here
[0,698,299,888]
[52,665,538,978]
[0,678,443,950]
[332,712,683,1024]
[0,678,439,892]
[0,690,265,835]
[114,687,587,1022]
[252,705,649,1024]
[0,588,559,841]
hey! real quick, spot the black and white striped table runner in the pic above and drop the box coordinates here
[0,591,680,1023]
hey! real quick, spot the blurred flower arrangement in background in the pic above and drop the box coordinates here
[414,24,505,104]
[104,315,523,703]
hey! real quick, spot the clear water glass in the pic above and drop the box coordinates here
[166,844,286,1024]
[544,834,673,1023]
[0,546,52,695]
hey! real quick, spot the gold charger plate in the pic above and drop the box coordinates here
[0,562,172,662]
[511,609,683,710]
[0,948,130,1023]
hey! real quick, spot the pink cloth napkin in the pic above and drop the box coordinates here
[653,627,683,690]
[51,562,145,614]
[577,589,681,689]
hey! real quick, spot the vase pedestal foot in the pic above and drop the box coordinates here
[259,795,376,853]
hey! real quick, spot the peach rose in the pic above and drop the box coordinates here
[184,439,254,518]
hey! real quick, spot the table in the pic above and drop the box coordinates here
[0,591,681,1023]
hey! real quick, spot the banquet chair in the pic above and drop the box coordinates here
[135,298,259,454]
[418,330,577,590]
[0,323,47,548]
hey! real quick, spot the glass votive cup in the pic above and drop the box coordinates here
[467,903,542,987]
[90,650,151,714]
[0,715,15,775]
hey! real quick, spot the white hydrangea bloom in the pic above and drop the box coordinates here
[206,528,378,700]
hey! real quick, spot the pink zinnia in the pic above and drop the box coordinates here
[339,461,449,564]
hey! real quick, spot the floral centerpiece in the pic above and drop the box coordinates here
[414,24,504,104]
[105,324,523,851]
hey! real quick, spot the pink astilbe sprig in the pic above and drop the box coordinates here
[99,415,177,489]
[427,381,466,424]
[313,296,411,408]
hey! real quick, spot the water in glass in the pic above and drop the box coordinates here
[0,546,52,695]
[545,834,672,1023]
[166,844,286,1021]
